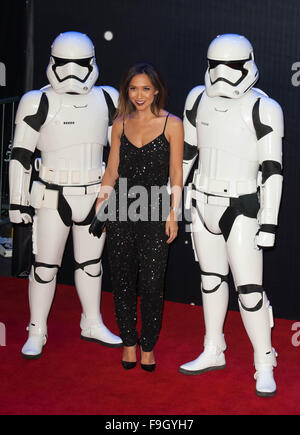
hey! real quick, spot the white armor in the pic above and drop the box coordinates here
[9,31,122,358]
[179,34,283,397]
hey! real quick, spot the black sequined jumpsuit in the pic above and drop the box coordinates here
[106,115,170,352]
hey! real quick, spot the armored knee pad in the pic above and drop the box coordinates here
[237,284,264,312]
[74,258,102,278]
[33,262,59,284]
[201,270,229,294]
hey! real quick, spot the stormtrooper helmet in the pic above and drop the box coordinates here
[204,34,259,98]
[46,31,99,94]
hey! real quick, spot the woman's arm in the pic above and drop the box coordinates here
[165,115,184,243]
[95,118,122,212]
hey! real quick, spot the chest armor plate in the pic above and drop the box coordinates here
[196,92,259,190]
[37,87,108,171]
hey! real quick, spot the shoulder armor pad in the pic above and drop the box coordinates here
[253,96,284,139]
[184,85,205,127]
[99,86,119,126]
[100,85,119,106]
[16,90,49,132]
[15,90,44,124]
[185,85,205,106]
[39,86,62,126]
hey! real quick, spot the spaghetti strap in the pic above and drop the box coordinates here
[122,118,125,134]
[163,113,170,134]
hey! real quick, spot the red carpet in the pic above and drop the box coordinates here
[0,275,299,415]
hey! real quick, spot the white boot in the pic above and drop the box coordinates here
[179,335,226,375]
[238,292,277,396]
[254,348,277,397]
[80,313,122,348]
[21,322,47,360]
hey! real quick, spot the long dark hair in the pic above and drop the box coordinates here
[115,62,168,119]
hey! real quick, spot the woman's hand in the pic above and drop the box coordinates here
[165,210,178,244]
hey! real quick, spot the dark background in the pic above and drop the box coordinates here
[1,0,300,320]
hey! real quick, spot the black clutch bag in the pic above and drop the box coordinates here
[88,199,109,238]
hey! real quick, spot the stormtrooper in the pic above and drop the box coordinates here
[9,31,122,359]
[179,34,283,396]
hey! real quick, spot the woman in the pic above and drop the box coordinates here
[94,63,183,371]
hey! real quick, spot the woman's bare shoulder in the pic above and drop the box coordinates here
[113,116,124,126]
[167,113,183,124]
[166,113,183,132]
[112,116,124,134]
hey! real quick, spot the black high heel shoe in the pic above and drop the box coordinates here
[121,360,137,370]
[141,362,156,372]
[121,344,137,370]
[140,343,156,372]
